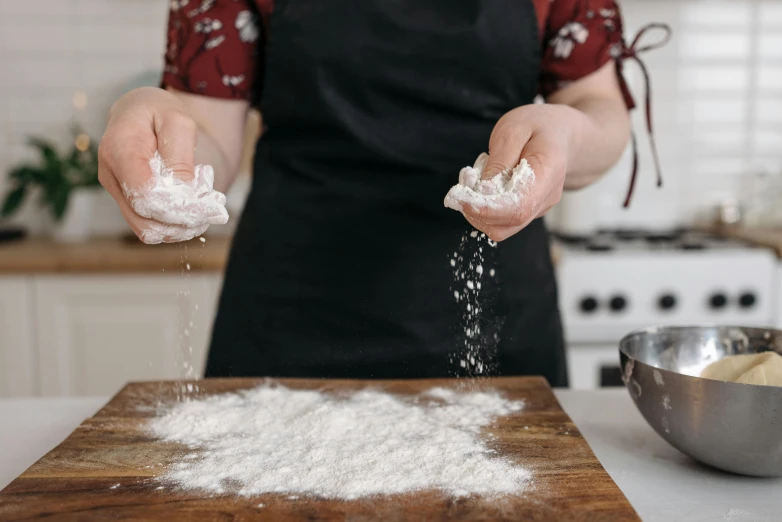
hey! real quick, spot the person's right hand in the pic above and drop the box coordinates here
[99,87,228,245]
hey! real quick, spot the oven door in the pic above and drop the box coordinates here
[565,344,624,390]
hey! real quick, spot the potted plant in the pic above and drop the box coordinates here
[1,127,100,243]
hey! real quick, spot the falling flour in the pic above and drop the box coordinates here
[444,153,534,375]
[451,231,499,376]
[444,153,535,212]
[123,151,229,244]
[149,384,531,499]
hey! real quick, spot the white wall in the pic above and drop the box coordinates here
[561,0,782,230]
[1,0,781,233]
[0,0,167,235]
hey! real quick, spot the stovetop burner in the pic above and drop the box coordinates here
[679,241,706,251]
[585,243,614,252]
[552,229,750,253]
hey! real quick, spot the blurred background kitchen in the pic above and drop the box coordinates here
[1,0,781,397]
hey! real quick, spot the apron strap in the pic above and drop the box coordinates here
[619,23,673,208]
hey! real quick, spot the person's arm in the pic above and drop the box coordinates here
[460,0,634,241]
[547,61,630,190]
[99,0,264,243]
[478,60,629,189]
[99,88,248,243]
[167,88,249,193]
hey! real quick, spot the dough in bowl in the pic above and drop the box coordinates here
[700,352,782,386]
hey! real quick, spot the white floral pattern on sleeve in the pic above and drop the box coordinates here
[163,0,268,101]
[236,11,259,43]
[550,22,589,59]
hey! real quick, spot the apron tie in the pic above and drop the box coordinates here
[618,23,673,208]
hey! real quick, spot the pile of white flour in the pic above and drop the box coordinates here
[123,151,228,244]
[149,384,530,499]
[444,153,535,212]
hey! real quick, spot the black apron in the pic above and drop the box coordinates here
[206,0,568,387]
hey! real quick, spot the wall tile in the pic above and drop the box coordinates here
[759,1,782,27]
[0,25,74,56]
[679,66,750,92]
[74,24,165,55]
[679,33,751,61]
[688,129,747,155]
[0,60,79,90]
[690,158,746,178]
[76,0,168,22]
[680,2,753,27]
[753,130,782,155]
[0,0,75,17]
[757,67,782,90]
[755,99,782,124]
[677,98,749,125]
[758,35,782,60]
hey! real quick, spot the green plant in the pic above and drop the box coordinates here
[1,127,100,222]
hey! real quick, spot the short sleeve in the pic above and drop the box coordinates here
[161,0,272,106]
[539,0,635,109]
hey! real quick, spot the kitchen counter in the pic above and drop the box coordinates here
[0,235,231,273]
[0,235,559,274]
[1,390,779,521]
[716,225,782,258]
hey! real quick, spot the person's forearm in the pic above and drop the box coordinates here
[167,87,249,194]
[561,96,631,190]
[194,128,236,193]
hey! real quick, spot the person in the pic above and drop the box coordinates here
[99,0,643,387]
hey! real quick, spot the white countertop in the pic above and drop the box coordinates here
[1,390,780,521]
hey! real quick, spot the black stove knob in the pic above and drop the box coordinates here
[609,295,628,312]
[709,293,728,310]
[658,294,677,310]
[579,296,599,314]
[739,292,757,309]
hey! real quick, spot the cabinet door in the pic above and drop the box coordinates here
[0,277,38,397]
[35,274,222,396]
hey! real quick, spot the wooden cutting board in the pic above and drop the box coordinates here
[0,377,639,521]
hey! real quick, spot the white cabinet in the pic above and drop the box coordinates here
[0,277,37,397]
[0,274,223,397]
[34,275,222,396]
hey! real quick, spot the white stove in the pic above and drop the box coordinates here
[555,229,778,389]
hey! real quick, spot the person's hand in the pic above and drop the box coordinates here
[461,104,586,242]
[99,87,227,244]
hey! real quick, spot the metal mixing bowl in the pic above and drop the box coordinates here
[619,325,782,477]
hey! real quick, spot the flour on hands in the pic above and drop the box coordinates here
[444,153,535,212]
[123,151,229,244]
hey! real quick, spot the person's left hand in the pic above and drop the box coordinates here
[461,104,586,242]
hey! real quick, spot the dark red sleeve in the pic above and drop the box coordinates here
[161,0,273,106]
[539,0,635,109]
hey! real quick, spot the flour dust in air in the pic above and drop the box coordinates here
[445,153,534,376]
[451,230,501,376]
[149,384,531,499]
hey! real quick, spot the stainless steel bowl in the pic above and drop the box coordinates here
[619,325,782,477]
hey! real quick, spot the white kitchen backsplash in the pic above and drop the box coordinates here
[0,0,167,235]
[1,0,781,235]
[568,0,782,231]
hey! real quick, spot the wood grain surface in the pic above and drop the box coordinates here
[0,235,230,274]
[0,377,639,521]
[0,236,559,275]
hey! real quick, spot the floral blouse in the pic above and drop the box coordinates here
[162,0,635,109]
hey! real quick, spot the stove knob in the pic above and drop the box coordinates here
[609,295,628,313]
[579,296,599,314]
[739,292,757,309]
[658,294,677,311]
[709,293,728,310]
